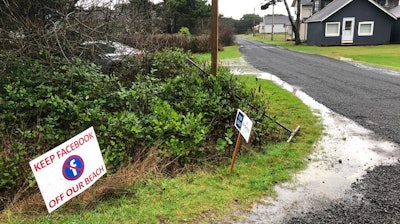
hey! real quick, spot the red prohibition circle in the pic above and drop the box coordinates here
[62,155,85,181]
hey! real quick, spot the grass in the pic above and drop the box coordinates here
[1,74,322,223]
[194,45,242,62]
[245,34,400,70]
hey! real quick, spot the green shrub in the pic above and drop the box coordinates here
[178,27,191,36]
[0,49,277,209]
[115,48,191,84]
[0,54,121,203]
[123,34,210,53]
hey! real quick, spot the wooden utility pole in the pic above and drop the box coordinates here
[211,0,218,75]
[271,2,275,41]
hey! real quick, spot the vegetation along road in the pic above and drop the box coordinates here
[236,36,400,222]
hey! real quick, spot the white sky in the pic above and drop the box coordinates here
[78,0,292,20]
[150,0,291,20]
[206,0,290,19]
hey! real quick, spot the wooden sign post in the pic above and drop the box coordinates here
[230,109,253,173]
[230,133,242,173]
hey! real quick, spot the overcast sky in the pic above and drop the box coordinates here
[78,0,292,20]
[206,0,290,19]
[150,0,291,20]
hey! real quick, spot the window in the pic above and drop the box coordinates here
[325,22,340,37]
[344,21,352,30]
[314,0,320,12]
[358,21,374,36]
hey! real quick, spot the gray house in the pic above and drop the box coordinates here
[390,6,400,42]
[305,0,397,46]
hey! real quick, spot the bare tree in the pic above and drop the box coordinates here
[260,0,301,44]
[283,0,301,44]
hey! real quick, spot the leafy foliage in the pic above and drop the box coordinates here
[123,34,212,53]
[163,0,211,33]
[235,14,263,34]
[0,49,277,209]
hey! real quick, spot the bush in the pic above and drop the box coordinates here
[114,48,191,83]
[178,27,191,36]
[0,55,117,207]
[122,34,210,53]
[0,49,276,209]
[121,32,235,54]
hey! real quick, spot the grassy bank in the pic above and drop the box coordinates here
[245,34,400,70]
[194,45,242,62]
[1,47,322,223]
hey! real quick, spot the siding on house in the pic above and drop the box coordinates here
[292,0,314,41]
[260,15,291,34]
[307,22,326,45]
[390,6,400,42]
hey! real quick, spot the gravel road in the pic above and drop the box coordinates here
[236,36,400,144]
[233,37,400,223]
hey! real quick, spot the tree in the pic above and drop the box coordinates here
[283,0,301,44]
[219,16,236,46]
[121,0,158,33]
[0,0,78,30]
[235,14,262,34]
[260,0,300,44]
[0,0,82,58]
[163,0,211,34]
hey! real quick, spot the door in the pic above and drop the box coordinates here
[342,17,355,44]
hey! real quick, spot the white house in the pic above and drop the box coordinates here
[259,15,291,34]
[292,0,314,41]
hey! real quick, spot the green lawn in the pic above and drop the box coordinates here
[246,34,400,70]
[194,45,242,62]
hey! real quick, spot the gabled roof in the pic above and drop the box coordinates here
[263,15,291,24]
[306,0,397,23]
[390,5,400,18]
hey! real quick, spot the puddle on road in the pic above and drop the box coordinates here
[223,59,400,223]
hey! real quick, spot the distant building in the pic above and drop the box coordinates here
[259,15,291,34]
[292,0,314,41]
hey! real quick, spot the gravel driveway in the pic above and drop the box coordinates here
[224,37,400,223]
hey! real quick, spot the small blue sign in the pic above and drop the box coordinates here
[235,111,244,130]
[62,155,85,181]
[234,109,253,143]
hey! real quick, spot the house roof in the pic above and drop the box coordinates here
[306,0,397,23]
[291,0,313,7]
[263,15,291,24]
[390,5,400,17]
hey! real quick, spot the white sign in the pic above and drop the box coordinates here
[234,109,253,143]
[29,127,106,213]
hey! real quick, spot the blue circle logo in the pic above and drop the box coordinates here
[62,155,85,181]
[236,112,244,129]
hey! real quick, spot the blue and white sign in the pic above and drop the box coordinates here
[234,109,253,143]
[62,155,85,181]
[29,127,106,213]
